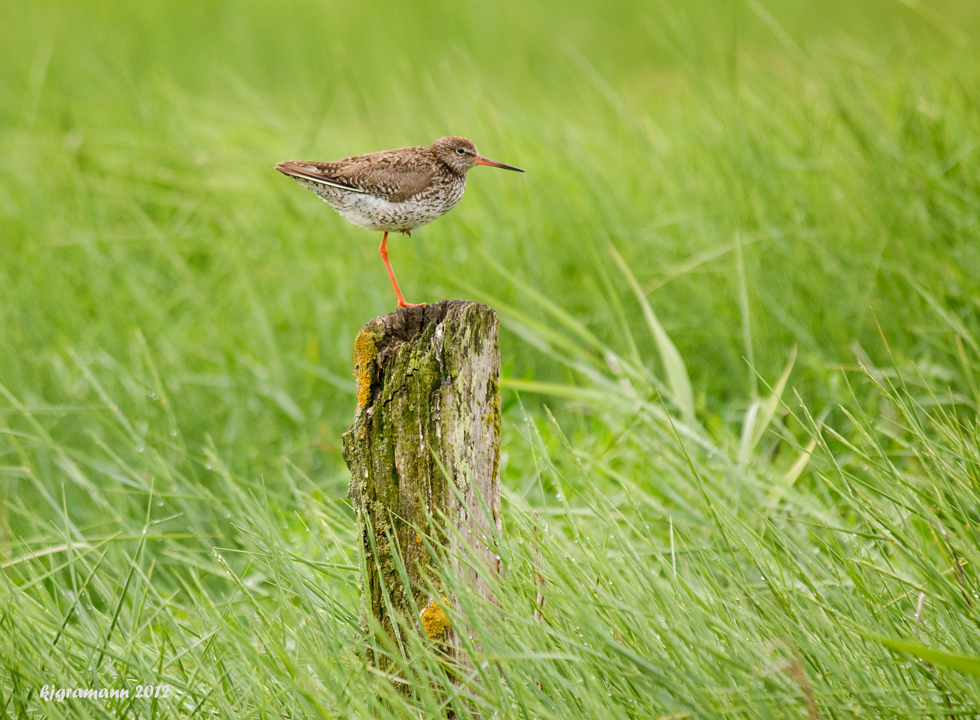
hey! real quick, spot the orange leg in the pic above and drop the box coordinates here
[379,232,426,309]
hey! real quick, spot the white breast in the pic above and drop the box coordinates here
[296,178,466,233]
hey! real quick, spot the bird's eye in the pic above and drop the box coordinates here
[456,148,466,154]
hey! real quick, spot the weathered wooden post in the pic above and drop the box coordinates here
[341,299,502,675]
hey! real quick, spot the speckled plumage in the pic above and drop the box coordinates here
[276,136,521,233]
[275,136,523,307]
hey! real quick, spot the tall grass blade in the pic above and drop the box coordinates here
[607,242,696,427]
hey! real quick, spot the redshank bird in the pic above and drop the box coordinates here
[275,137,524,308]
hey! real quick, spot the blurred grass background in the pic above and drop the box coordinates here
[2,0,980,718]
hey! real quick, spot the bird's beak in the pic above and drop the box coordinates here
[476,156,524,172]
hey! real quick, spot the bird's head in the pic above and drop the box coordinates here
[431,136,524,175]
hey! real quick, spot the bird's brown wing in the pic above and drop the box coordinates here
[277,146,439,202]
[274,161,367,193]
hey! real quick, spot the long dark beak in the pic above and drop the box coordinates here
[476,155,524,172]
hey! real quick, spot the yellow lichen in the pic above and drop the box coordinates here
[352,330,381,407]
[420,597,451,638]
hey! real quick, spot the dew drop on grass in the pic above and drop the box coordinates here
[135,445,144,453]
[169,429,178,437]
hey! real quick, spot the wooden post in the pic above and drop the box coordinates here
[342,299,502,674]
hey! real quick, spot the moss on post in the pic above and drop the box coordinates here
[341,299,502,676]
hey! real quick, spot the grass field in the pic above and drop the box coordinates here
[2,0,980,717]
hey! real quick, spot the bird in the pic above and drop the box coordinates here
[275,136,524,308]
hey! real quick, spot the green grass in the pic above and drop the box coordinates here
[2,0,980,717]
